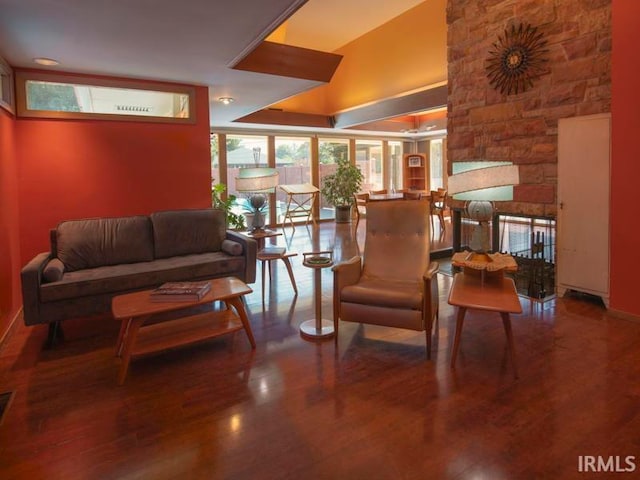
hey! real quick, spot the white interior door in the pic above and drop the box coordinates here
[557,114,610,300]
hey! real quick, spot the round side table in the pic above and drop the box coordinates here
[299,251,334,340]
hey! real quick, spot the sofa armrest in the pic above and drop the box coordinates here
[226,230,257,283]
[21,252,52,326]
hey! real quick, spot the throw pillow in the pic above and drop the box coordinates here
[42,258,65,283]
[221,239,243,256]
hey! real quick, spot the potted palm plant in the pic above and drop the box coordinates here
[321,158,364,223]
[240,194,268,230]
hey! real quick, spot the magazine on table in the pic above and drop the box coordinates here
[150,281,212,302]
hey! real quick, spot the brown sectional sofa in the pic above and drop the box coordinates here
[21,208,257,338]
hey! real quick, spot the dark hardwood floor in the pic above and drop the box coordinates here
[1,218,639,479]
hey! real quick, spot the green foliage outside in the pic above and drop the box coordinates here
[210,134,218,158]
[211,136,242,158]
[276,143,308,163]
[27,83,80,112]
[226,138,242,152]
[319,142,348,164]
[212,136,345,165]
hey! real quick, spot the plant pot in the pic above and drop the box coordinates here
[244,212,265,230]
[334,205,352,223]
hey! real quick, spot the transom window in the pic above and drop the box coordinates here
[0,57,14,113]
[16,72,194,123]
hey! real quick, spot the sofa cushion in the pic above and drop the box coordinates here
[40,252,245,303]
[151,209,226,259]
[55,216,154,272]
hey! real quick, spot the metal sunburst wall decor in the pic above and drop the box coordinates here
[486,22,548,95]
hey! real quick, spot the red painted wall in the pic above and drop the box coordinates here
[0,106,22,338]
[610,0,640,316]
[15,75,211,264]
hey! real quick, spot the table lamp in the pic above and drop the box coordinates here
[235,167,279,231]
[448,161,519,262]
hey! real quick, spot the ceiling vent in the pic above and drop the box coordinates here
[116,105,153,113]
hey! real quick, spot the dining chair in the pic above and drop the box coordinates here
[429,189,447,233]
[353,193,369,229]
[403,191,422,200]
[370,189,388,195]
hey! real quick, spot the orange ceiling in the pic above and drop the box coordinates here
[268,0,447,120]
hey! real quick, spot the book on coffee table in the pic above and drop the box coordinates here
[150,281,212,302]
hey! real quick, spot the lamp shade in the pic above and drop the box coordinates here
[449,161,520,254]
[449,161,519,201]
[235,167,279,193]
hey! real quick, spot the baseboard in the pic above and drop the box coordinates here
[608,308,640,323]
[0,307,22,349]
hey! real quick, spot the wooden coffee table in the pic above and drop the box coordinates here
[111,277,254,384]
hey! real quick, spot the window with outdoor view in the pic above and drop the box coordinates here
[429,138,444,190]
[389,141,403,193]
[16,72,193,122]
[0,57,14,113]
[225,134,269,226]
[356,139,383,191]
[319,138,349,220]
[274,136,311,223]
[210,133,220,188]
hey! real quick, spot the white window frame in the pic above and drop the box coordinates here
[0,57,15,114]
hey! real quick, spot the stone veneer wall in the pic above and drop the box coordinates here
[447,0,611,217]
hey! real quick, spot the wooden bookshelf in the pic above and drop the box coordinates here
[403,153,428,191]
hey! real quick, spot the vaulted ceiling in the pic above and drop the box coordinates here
[0,0,447,137]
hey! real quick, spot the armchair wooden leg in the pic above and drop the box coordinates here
[450,307,467,369]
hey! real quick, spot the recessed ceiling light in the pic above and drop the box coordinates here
[218,97,234,105]
[33,57,60,66]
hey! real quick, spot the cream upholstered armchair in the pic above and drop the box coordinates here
[332,200,440,358]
